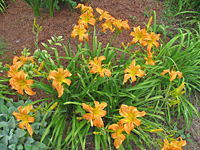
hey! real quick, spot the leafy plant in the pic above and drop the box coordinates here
[0,98,53,149]
[4,4,200,150]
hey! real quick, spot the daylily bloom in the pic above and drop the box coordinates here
[47,68,72,97]
[9,70,36,95]
[88,56,106,69]
[119,104,146,134]
[143,32,161,50]
[90,65,111,77]
[113,19,130,30]
[123,60,146,84]
[128,26,147,46]
[99,19,115,33]
[82,101,107,128]
[161,69,183,82]
[162,137,186,150]
[96,8,113,21]
[13,56,35,65]
[108,122,126,149]
[78,11,96,28]
[76,3,93,13]
[71,24,89,42]
[12,105,35,137]
[88,56,111,77]
[8,61,23,77]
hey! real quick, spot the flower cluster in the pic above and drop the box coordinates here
[162,137,186,150]
[8,56,36,95]
[88,56,111,77]
[82,101,146,149]
[71,5,130,42]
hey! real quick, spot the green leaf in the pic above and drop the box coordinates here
[14,128,27,138]
[17,144,23,150]
[0,122,8,128]
[9,134,18,144]
[8,117,15,129]
[0,104,8,114]
[41,43,49,51]
[8,106,16,115]
[25,143,32,150]
[6,101,14,108]
[0,143,7,150]
[8,143,16,150]
[0,135,9,146]
[26,136,34,144]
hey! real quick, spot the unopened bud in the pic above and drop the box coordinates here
[33,68,41,75]
[38,61,44,71]
[6,64,11,68]
[49,102,58,110]
[93,132,100,135]
[149,129,163,132]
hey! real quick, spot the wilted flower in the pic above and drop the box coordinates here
[144,52,155,65]
[71,24,89,42]
[128,26,147,46]
[123,60,146,84]
[82,101,107,128]
[162,137,186,150]
[119,104,146,134]
[108,122,126,149]
[47,68,72,97]
[9,70,36,95]
[161,69,183,82]
[12,105,35,137]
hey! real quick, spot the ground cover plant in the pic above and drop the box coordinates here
[1,2,200,150]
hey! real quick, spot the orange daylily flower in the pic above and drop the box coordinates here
[71,24,89,42]
[78,11,96,28]
[88,56,106,68]
[47,68,72,97]
[9,70,36,95]
[108,122,126,149]
[8,61,23,77]
[12,105,35,137]
[76,3,93,13]
[82,101,107,128]
[113,19,130,30]
[96,8,113,21]
[162,137,186,150]
[13,56,35,65]
[143,32,161,50]
[123,60,146,84]
[128,26,148,46]
[99,19,115,33]
[119,104,146,134]
[88,56,111,77]
[161,69,183,82]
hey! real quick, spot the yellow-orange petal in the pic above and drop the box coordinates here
[25,122,33,137]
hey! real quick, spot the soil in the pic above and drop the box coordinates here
[0,0,199,149]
